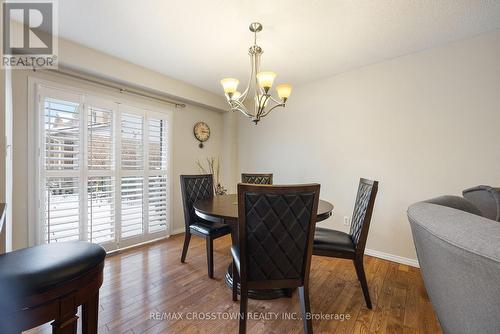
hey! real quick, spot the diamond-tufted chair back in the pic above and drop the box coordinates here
[237,183,320,284]
[241,173,273,185]
[348,178,378,253]
[180,174,214,229]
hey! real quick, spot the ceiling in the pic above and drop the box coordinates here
[57,0,500,94]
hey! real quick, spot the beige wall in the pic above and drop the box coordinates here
[237,30,500,263]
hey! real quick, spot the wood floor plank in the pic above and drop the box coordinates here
[26,234,441,334]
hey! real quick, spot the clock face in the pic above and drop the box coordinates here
[193,122,210,142]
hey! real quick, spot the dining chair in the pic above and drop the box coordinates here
[180,174,231,278]
[241,173,273,185]
[231,183,321,334]
[313,178,378,309]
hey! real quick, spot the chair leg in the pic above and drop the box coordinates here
[206,237,214,278]
[232,261,238,301]
[353,257,372,309]
[299,285,313,334]
[51,306,78,334]
[180,232,191,263]
[239,282,248,334]
[82,292,99,334]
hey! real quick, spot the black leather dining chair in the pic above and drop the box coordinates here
[180,174,231,278]
[231,183,320,334]
[313,178,378,309]
[241,173,273,185]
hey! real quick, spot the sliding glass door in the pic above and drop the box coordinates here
[37,83,171,251]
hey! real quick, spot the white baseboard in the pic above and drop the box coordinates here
[365,248,419,268]
[170,227,185,235]
[168,227,419,268]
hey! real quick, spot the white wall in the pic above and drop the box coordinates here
[238,30,500,262]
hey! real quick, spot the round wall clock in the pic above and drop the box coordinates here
[193,121,210,148]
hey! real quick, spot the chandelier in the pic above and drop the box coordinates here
[220,22,292,124]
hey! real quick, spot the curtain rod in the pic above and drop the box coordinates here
[33,67,187,108]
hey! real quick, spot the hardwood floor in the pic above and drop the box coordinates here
[27,234,441,334]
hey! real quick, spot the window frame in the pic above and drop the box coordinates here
[29,77,173,251]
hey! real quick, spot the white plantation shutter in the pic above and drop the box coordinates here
[147,117,169,232]
[148,175,168,232]
[121,176,144,238]
[45,177,80,243]
[121,113,143,170]
[88,177,115,243]
[88,106,113,169]
[36,83,171,250]
[86,99,116,245]
[148,118,167,170]
[41,89,83,244]
[44,98,80,170]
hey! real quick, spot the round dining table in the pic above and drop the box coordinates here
[193,193,334,300]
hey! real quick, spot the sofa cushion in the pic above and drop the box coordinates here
[423,195,482,217]
[463,185,500,222]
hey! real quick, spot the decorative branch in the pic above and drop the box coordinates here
[196,157,227,195]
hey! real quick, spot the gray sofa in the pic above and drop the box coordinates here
[463,185,500,221]
[408,195,500,334]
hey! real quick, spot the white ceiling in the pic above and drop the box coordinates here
[57,0,500,94]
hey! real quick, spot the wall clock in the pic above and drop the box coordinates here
[193,121,210,148]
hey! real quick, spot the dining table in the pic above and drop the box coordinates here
[193,193,334,300]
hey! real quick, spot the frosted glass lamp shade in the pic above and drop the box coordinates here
[220,78,239,94]
[276,83,292,101]
[256,71,276,91]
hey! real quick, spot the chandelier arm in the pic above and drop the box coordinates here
[256,94,271,119]
[240,54,254,100]
[260,101,285,118]
[269,95,283,104]
[236,107,254,119]
[230,100,253,118]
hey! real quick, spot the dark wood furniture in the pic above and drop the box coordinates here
[241,173,273,184]
[313,178,378,309]
[0,241,106,333]
[232,183,321,334]
[180,174,231,278]
[193,193,333,300]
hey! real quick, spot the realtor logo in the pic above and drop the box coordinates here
[2,0,58,69]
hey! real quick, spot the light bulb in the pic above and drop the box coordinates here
[231,91,241,100]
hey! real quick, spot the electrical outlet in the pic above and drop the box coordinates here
[343,216,350,226]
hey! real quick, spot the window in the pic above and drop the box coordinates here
[36,83,171,251]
